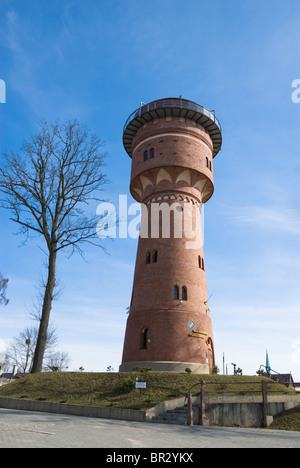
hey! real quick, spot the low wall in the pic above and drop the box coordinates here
[1,393,299,428]
[196,394,300,428]
[146,393,300,427]
[0,397,146,423]
[146,396,186,420]
[201,402,270,427]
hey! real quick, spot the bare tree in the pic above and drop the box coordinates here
[44,351,71,372]
[5,325,59,373]
[0,120,109,373]
[0,273,9,305]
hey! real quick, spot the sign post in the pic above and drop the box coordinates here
[136,381,146,396]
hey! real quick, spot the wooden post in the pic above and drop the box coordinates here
[199,380,206,425]
[262,380,269,427]
[187,393,193,426]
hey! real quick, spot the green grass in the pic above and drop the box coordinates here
[269,406,300,432]
[0,372,295,411]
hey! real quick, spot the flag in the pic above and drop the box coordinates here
[266,351,271,374]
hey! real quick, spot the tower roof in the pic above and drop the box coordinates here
[123,97,222,158]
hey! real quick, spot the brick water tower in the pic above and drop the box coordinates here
[119,97,222,374]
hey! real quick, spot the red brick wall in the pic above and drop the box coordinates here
[120,115,216,373]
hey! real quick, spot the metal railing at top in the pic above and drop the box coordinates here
[123,98,222,134]
[184,379,298,427]
[185,379,295,401]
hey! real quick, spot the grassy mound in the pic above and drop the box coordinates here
[0,372,295,411]
[269,406,300,432]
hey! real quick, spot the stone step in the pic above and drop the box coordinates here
[149,405,197,425]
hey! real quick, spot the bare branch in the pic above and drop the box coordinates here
[0,120,110,372]
[0,273,9,306]
[0,120,108,253]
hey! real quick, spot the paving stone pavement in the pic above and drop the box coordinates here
[1,408,300,449]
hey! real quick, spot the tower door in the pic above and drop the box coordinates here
[206,338,215,373]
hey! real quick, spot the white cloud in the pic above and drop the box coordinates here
[225,205,300,236]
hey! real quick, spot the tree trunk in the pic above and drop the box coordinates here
[31,247,57,373]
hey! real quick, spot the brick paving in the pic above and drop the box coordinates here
[1,408,300,448]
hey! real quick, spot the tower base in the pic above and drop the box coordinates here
[119,361,210,374]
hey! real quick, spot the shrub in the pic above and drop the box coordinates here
[121,376,135,393]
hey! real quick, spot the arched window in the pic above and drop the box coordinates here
[150,148,155,159]
[198,255,205,270]
[141,328,149,349]
[146,252,151,264]
[174,285,179,300]
[144,150,148,161]
[153,250,158,263]
[206,338,215,373]
[182,286,187,301]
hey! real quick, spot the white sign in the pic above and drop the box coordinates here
[136,382,146,389]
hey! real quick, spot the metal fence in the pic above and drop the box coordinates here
[123,98,222,133]
[185,379,296,428]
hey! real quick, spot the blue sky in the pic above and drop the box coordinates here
[1,0,300,378]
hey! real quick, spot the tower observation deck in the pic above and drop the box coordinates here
[120,97,222,374]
